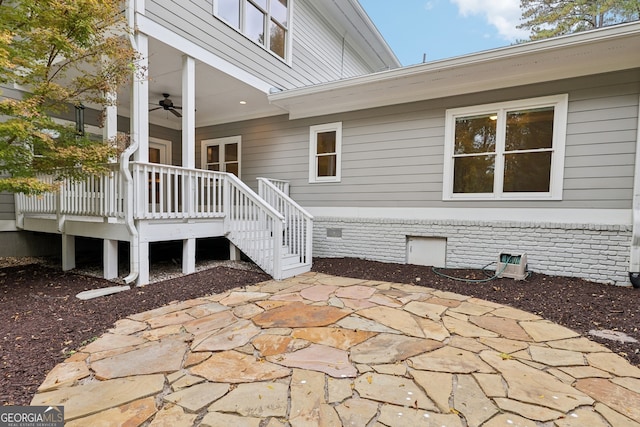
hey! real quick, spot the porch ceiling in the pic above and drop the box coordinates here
[269,21,640,119]
[117,38,287,130]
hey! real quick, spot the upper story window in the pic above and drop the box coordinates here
[309,122,342,183]
[215,0,289,60]
[443,94,568,201]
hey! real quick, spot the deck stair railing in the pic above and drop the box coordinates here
[15,164,312,280]
[225,173,286,278]
[257,177,313,275]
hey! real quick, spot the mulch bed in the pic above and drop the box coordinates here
[2,257,639,406]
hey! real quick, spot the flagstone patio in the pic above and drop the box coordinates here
[31,272,640,426]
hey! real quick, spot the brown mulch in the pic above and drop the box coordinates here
[1,257,639,406]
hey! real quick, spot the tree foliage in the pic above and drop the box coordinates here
[518,0,640,40]
[0,0,137,194]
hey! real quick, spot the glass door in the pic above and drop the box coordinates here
[201,136,241,177]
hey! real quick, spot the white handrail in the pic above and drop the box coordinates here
[15,165,124,220]
[131,162,226,220]
[257,177,314,269]
[226,174,285,278]
[14,165,308,280]
[257,177,290,196]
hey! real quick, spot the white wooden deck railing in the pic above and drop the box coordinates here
[131,162,225,219]
[258,177,314,268]
[15,164,309,280]
[226,174,285,278]
[15,164,124,224]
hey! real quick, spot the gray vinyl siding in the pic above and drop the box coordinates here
[197,69,639,210]
[145,0,376,90]
[0,86,23,221]
[0,190,14,221]
[294,1,372,80]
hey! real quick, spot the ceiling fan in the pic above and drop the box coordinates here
[150,93,182,117]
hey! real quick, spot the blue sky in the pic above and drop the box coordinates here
[359,0,530,66]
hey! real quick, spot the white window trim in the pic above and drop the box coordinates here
[200,136,242,178]
[213,0,293,64]
[309,122,342,184]
[442,94,568,201]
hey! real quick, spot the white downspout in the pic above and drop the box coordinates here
[629,92,640,288]
[122,0,143,285]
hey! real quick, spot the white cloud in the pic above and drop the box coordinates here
[449,0,530,40]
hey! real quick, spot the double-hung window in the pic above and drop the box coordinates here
[309,122,342,183]
[215,0,290,60]
[443,94,568,200]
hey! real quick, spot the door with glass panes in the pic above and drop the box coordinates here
[201,136,241,177]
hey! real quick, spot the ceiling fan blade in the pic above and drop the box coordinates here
[170,109,182,117]
[172,106,182,110]
[149,107,162,112]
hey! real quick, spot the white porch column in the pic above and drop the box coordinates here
[182,55,196,168]
[182,55,197,275]
[62,235,76,271]
[103,91,119,279]
[128,30,149,286]
[133,33,149,164]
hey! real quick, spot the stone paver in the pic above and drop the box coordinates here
[31,272,640,426]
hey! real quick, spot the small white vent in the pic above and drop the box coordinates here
[496,252,527,280]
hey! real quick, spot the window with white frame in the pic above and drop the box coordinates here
[215,0,290,60]
[309,122,342,183]
[442,94,568,200]
[201,136,241,177]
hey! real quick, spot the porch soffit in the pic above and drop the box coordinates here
[118,15,287,129]
[269,22,640,119]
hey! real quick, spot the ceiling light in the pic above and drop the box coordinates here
[239,100,247,105]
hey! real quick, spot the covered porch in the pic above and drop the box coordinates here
[15,162,312,285]
[12,3,313,285]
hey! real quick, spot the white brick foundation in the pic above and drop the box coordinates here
[313,217,632,286]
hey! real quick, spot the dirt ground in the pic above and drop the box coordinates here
[1,257,639,406]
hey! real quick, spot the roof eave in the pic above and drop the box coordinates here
[270,21,640,119]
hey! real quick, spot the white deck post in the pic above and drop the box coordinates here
[183,239,196,274]
[230,242,241,261]
[61,235,76,271]
[103,240,118,279]
[182,55,197,275]
[138,241,149,285]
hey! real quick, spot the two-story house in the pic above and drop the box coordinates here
[3,0,640,287]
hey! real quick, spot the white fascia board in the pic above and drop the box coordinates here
[136,15,272,94]
[305,207,632,226]
[270,21,640,118]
